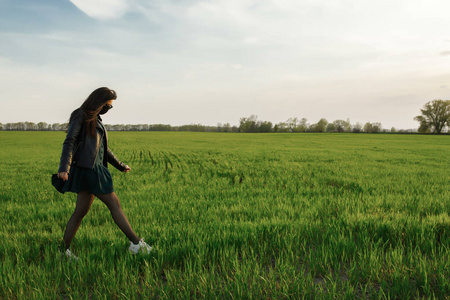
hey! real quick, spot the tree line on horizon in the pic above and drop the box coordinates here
[1,100,448,134]
[0,118,414,134]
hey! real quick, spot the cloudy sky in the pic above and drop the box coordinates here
[1,0,449,129]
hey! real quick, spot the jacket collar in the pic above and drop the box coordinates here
[96,116,105,131]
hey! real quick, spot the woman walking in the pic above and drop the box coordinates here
[57,87,151,259]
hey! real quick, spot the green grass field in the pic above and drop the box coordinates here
[0,131,449,299]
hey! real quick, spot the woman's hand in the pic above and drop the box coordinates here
[124,165,131,173]
[58,172,69,181]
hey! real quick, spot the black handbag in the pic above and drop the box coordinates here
[51,174,66,193]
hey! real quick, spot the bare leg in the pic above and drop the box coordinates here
[63,191,95,249]
[96,192,140,244]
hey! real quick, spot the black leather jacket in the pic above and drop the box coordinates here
[58,109,126,173]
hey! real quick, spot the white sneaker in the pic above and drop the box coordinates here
[64,249,79,261]
[129,238,152,254]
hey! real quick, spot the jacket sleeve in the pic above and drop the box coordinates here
[58,111,84,173]
[107,148,127,172]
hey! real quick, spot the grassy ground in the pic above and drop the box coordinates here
[0,131,449,299]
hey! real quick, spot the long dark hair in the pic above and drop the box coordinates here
[70,87,117,136]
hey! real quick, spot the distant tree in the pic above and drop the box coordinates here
[275,122,287,133]
[335,120,346,133]
[315,118,328,133]
[14,122,24,130]
[344,118,352,132]
[37,122,48,131]
[258,121,273,133]
[223,123,232,132]
[363,122,373,133]
[331,119,350,133]
[362,122,382,133]
[297,118,308,132]
[372,122,382,133]
[114,124,123,131]
[414,100,450,133]
[149,124,172,131]
[52,123,61,131]
[139,124,148,131]
[352,122,363,133]
[0,123,2,130]
[417,122,430,133]
[214,123,231,132]
[179,124,206,132]
[308,119,326,133]
[286,117,299,132]
[26,122,38,131]
[239,115,258,132]
[390,127,396,133]
[284,117,308,132]
[326,122,335,133]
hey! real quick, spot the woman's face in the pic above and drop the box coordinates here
[99,99,114,115]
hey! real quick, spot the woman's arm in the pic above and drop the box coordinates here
[106,148,128,172]
[58,110,84,174]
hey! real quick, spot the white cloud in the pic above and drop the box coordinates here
[69,0,130,20]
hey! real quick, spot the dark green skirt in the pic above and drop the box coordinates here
[61,164,114,195]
